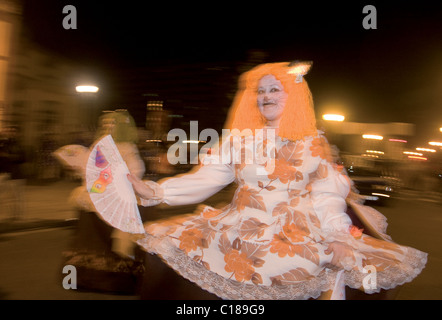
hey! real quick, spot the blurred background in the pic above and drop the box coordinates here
[0,0,441,300]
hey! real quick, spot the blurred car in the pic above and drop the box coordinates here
[346,165,396,206]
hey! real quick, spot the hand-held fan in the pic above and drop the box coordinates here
[85,135,145,234]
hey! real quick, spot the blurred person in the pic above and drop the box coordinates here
[69,130,91,147]
[120,62,427,300]
[151,142,174,178]
[36,132,60,183]
[63,109,146,294]
[0,126,26,220]
[59,131,92,182]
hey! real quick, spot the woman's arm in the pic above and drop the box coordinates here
[307,134,353,234]
[128,134,236,206]
[310,163,352,234]
[308,154,356,268]
[128,162,235,206]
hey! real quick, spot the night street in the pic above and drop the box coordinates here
[1,0,441,306]
[0,181,440,300]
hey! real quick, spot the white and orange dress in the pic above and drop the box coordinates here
[136,130,427,300]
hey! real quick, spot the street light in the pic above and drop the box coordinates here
[362,134,383,140]
[403,151,423,156]
[322,114,345,122]
[389,138,407,143]
[416,147,436,153]
[76,85,99,93]
[408,156,427,161]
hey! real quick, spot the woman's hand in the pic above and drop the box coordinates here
[127,174,155,200]
[325,241,355,268]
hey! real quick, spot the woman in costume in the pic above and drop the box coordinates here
[126,62,427,300]
[64,109,146,293]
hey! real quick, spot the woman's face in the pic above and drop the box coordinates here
[101,118,117,135]
[257,75,288,126]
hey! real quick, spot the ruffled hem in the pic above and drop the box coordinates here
[138,234,335,300]
[345,246,428,294]
[138,233,427,300]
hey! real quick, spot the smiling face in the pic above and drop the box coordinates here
[257,75,288,127]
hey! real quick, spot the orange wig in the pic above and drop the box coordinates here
[224,62,317,141]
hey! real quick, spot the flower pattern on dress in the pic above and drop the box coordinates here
[270,267,315,285]
[270,233,299,258]
[202,207,223,219]
[310,136,333,162]
[178,228,204,253]
[283,223,309,243]
[224,249,255,282]
[267,158,302,184]
[138,132,427,299]
[233,185,267,212]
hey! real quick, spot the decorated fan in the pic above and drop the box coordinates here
[85,135,145,234]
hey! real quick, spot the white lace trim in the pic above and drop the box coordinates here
[138,234,427,299]
[139,235,335,300]
[345,246,428,294]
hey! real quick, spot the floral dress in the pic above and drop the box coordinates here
[137,130,427,300]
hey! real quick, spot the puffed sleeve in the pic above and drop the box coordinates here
[140,135,235,207]
[308,134,352,237]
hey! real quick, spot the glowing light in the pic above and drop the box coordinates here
[429,141,442,147]
[362,154,379,158]
[408,156,427,161]
[389,139,407,143]
[416,148,436,153]
[403,151,423,156]
[76,85,99,93]
[372,193,390,198]
[322,114,345,122]
[362,134,383,140]
[366,150,384,154]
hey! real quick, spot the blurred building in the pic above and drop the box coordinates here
[1,2,104,151]
[0,0,21,129]
[321,120,415,161]
[8,44,88,146]
[109,50,269,137]
[144,95,170,141]
[114,62,239,134]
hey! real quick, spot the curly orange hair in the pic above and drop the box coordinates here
[224,62,317,141]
